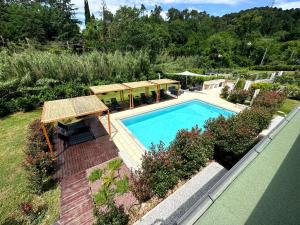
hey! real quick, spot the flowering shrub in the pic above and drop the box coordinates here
[236,107,273,133]
[169,127,213,178]
[203,107,272,167]
[24,119,55,194]
[253,90,286,110]
[131,129,214,201]
[228,89,250,104]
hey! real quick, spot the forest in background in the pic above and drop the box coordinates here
[1,0,299,67]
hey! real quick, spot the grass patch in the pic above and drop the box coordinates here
[0,110,60,224]
[278,99,300,115]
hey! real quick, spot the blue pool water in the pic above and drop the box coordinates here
[121,100,235,149]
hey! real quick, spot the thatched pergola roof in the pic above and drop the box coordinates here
[150,79,180,85]
[123,81,156,89]
[40,95,111,158]
[41,95,108,124]
[89,84,129,95]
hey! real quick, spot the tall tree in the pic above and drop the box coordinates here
[84,0,91,25]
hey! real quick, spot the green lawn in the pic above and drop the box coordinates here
[278,98,300,115]
[0,110,60,225]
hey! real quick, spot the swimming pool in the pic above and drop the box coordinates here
[121,100,235,149]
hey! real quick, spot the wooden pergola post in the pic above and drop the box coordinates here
[156,84,160,102]
[107,110,112,138]
[130,89,134,109]
[40,122,55,158]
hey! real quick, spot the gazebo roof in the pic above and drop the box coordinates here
[170,71,207,77]
[150,79,180,85]
[123,81,156,89]
[41,95,108,124]
[89,84,129,95]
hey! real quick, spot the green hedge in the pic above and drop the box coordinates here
[251,65,300,71]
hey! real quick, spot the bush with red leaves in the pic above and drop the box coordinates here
[253,90,286,111]
[24,119,55,194]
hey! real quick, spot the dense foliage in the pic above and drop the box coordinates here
[227,89,250,104]
[253,90,286,110]
[0,50,153,117]
[131,129,213,202]
[1,1,299,67]
[0,0,79,44]
[24,119,56,194]
[203,106,273,167]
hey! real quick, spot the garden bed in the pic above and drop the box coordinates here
[86,158,221,225]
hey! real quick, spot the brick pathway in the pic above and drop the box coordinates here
[58,171,94,225]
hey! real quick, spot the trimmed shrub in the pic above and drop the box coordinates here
[169,127,213,178]
[284,84,300,100]
[130,169,153,203]
[228,89,250,104]
[130,143,179,200]
[144,143,179,198]
[250,82,274,91]
[204,115,258,167]
[253,90,286,111]
[236,107,273,133]
[220,85,230,98]
[131,129,214,201]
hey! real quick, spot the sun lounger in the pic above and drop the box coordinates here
[110,98,122,111]
[141,93,153,104]
[151,91,157,101]
[160,89,167,99]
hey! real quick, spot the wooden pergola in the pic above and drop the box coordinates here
[123,81,157,109]
[40,95,111,158]
[150,79,180,101]
[89,84,129,102]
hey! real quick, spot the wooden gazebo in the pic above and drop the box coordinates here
[89,84,129,102]
[40,95,111,158]
[123,81,157,109]
[150,79,180,101]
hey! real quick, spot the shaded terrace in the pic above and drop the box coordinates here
[40,95,117,179]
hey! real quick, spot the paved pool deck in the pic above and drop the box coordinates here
[193,108,300,225]
[100,88,242,169]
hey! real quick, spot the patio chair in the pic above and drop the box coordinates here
[194,84,202,91]
[160,89,167,99]
[140,93,153,104]
[110,98,122,111]
[58,121,88,136]
[169,86,179,96]
[128,94,141,106]
[151,91,157,101]
[58,121,95,147]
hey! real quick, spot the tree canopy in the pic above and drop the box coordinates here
[0,1,299,67]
